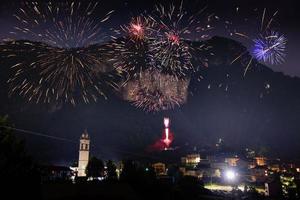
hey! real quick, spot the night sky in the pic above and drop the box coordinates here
[1,0,299,76]
[0,0,300,164]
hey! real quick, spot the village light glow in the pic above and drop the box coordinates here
[225,170,237,181]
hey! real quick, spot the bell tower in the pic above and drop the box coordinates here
[78,130,90,177]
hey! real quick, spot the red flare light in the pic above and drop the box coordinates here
[147,117,174,151]
[166,32,180,45]
[162,117,173,148]
[128,17,145,40]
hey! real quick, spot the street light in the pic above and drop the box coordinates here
[225,169,237,182]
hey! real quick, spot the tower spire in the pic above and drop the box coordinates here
[78,130,90,177]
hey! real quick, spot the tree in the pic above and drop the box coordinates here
[120,160,138,182]
[0,115,41,198]
[0,116,38,180]
[106,160,117,180]
[85,156,104,178]
[167,164,183,183]
[175,176,208,199]
[120,160,156,185]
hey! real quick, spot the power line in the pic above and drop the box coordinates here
[0,125,77,143]
[0,125,162,160]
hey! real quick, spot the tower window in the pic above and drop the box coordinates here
[85,144,89,150]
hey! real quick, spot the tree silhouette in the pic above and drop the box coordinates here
[106,160,117,180]
[120,160,156,185]
[85,156,104,178]
[0,115,41,198]
[120,160,138,182]
[0,116,38,180]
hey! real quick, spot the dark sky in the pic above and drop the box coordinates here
[1,0,300,164]
[1,0,299,76]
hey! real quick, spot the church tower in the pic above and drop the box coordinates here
[78,130,90,177]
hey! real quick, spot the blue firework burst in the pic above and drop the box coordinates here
[252,31,287,65]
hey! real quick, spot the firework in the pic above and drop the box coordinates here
[12,1,114,48]
[252,31,287,65]
[4,41,118,105]
[147,2,213,77]
[121,69,189,112]
[110,16,153,77]
[127,16,148,41]
[109,1,213,81]
[7,1,116,105]
[230,8,287,75]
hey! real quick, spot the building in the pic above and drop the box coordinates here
[236,158,253,169]
[249,165,268,183]
[225,156,239,167]
[269,164,281,172]
[210,162,228,171]
[78,130,90,177]
[255,156,267,166]
[181,154,200,168]
[153,162,167,175]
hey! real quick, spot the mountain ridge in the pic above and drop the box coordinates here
[0,36,299,162]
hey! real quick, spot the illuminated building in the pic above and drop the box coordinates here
[181,154,201,167]
[280,175,297,197]
[255,156,267,166]
[210,162,227,171]
[269,164,280,172]
[152,162,166,175]
[180,168,201,178]
[247,160,256,169]
[180,153,202,178]
[249,166,268,182]
[225,157,239,167]
[78,130,90,177]
[236,158,252,169]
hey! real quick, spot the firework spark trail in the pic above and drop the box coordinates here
[231,51,247,65]
[146,2,214,77]
[122,69,189,112]
[6,1,117,105]
[95,1,214,111]
[264,11,278,32]
[11,1,114,48]
[5,41,119,105]
[109,16,154,78]
[260,8,266,32]
[243,57,253,77]
[108,5,205,111]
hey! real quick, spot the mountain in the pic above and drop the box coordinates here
[0,36,299,163]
